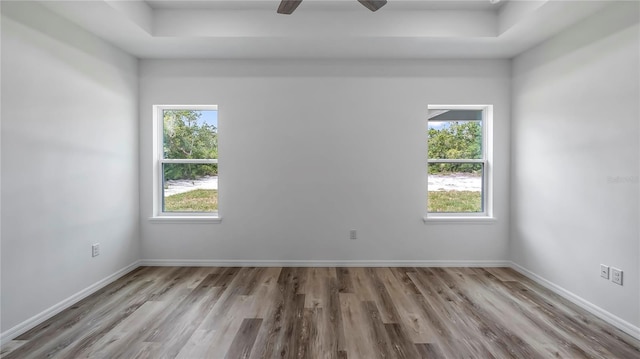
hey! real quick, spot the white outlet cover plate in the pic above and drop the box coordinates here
[600,264,609,279]
[611,267,623,285]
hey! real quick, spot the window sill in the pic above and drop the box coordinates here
[423,216,496,224]
[149,216,222,224]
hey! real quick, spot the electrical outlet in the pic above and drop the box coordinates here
[92,243,100,257]
[611,267,623,285]
[600,264,609,279]
[349,229,357,240]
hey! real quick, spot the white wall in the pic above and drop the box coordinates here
[140,60,511,263]
[1,2,139,333]
[511,1,639,329]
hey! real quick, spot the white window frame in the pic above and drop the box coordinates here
[424,104,494,223]
[150,105,221,223]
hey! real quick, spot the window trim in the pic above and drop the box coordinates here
[425,104,493,222]
[151,105,221,222]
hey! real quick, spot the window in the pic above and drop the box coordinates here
[426,105,492,219]
[152,105,219,220]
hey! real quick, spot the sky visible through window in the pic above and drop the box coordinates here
[428,122,447,130]
[428,120,480,130]
[199,110,218,130]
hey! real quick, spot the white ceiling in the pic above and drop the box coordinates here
[145,0,504,11]
[36,0,612,59]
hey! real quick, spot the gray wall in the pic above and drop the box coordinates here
[139,60,511,263]
[511,2,639,328]
[1,2,140,332]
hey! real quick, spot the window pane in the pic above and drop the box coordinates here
[163,110,218,159]
[163,163,218,213]
[428,163,483,213]
[428,110,482,160]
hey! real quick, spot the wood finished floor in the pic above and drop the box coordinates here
[2,267,639,359]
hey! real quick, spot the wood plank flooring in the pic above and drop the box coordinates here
[2,266,639,359]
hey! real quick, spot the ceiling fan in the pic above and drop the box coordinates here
[277,0,387,14]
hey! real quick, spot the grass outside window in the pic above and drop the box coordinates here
[164,189,218,212]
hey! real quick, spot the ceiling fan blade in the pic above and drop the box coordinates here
[277,0,303,14]
[358,0,387,12]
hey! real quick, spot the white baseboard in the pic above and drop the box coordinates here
[0,260,141,345]
[510,261,640,341]
[140,259,510,267]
